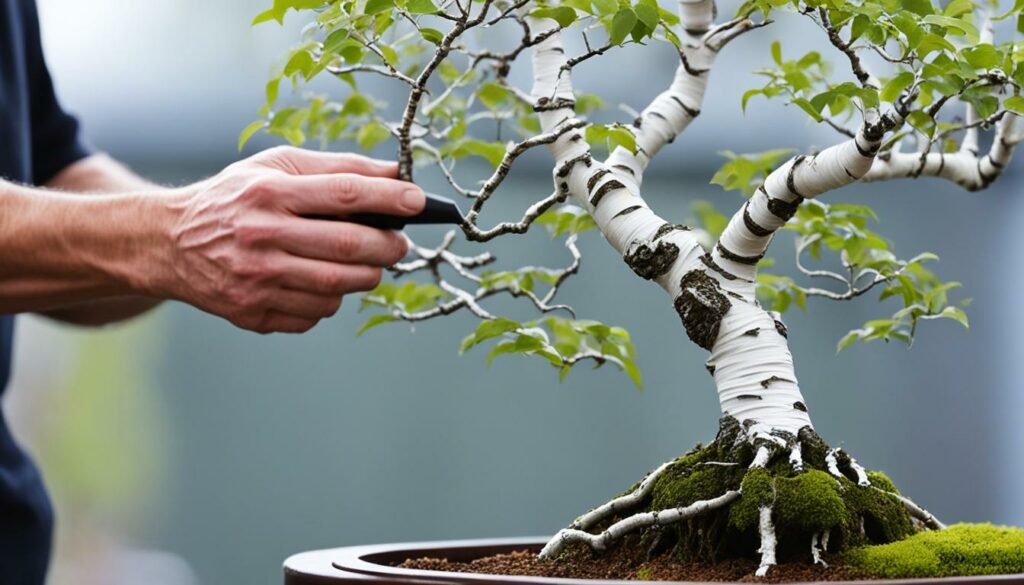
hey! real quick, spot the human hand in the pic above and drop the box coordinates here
[156,146,425,333]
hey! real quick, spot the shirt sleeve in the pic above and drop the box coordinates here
[23,0,91,185]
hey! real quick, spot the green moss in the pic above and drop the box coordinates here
[728,468,773,530]
[847,524,1024,578]
[649,465,738,511]
[775,470,845,533]
[866,471,900,494]
[635,566,653,581]
[840,479,915,545]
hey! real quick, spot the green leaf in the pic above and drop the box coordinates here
[790,98,823,122]
[238,120,268,151]
[634,1,660,31]
[962,44,999,69]
[406,0,438,14]
[461,318,522,353]
[420,27,444,44]
[356,314,397,336]
[608,9,637,45]
[771,40,782,65]
[531,6,577,28]
[364,0,395,15]
[880,72,915,103]
[939,306,969,328]
[477,82,511,109]
[356,121,391,150]
[1004,96,1024,115]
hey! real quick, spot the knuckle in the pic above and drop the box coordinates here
[315,269,346,294]
[330,175,360,204]
[234,220,279,248]
[387,233,409,264]
[240,177,276,206]
[333,228,363,259]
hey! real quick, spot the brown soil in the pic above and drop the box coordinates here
[400,547,876,583]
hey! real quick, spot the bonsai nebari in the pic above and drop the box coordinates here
[246,0,1023,576]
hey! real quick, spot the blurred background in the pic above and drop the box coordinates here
[5,0,1023,583]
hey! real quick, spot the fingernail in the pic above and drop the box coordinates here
[402,188,425,212]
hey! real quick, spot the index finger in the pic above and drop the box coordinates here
[256,146,399,178]
[275,173,426,217]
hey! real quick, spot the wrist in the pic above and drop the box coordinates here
[124,186,194,300]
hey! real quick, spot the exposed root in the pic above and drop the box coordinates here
[811,531,828,567]
[825,449,843,479]
[539,491,741,559]
[755,506,777,577]
[570,461,673,532]
[789,443,803,472]
[539,417,941,571]
[750,445,770,468]
[846,453,870,487]
[879,489,947,531]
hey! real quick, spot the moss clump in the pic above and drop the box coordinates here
[649,465,740,511]
[728,468,773,530]
[847,523,1024,578]
[839,478,915,546]
[866,471,900,494]
[775,470,846,533]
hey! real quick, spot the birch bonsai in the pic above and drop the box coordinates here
[246,0,1023,575]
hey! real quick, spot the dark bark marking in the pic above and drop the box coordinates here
[586,169,612,192]
[716,242,764,266]
[705,361,716,376]
[743,327,760,337]
[774,319,788,338]
[613,164,636,176]
[786,155,808,199]
[699,253,740,281]
[654,223,691,240]
[669,95,700,118]
[590,179,627,206]
[794,401,808,412]
[613,205,642,219]
[624,239,680,280]
[555,153,591,178]
[737,394,763,400]
[742,202,773,237]
[674,269,732,350]
[760,375,794,389]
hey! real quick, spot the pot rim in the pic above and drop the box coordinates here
[282,537,1024,585]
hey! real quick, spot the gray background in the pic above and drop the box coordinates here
[5,1,1022,584]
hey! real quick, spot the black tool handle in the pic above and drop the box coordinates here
[312,193,463,230]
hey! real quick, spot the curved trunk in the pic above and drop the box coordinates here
[526,14,817,442]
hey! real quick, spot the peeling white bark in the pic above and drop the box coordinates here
[789,442,804,472]
[826,449,843,479]
[755,506,777,577]
[750,445,771,469]
[847,453,871,487]
[539,490,741,559]
[811,531,827,566]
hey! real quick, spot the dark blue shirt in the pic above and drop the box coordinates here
[2,0,91,582]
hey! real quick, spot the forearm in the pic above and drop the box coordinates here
[0,180,182,314]
[35,154,169,324]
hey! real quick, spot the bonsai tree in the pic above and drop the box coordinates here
[245,0,1023,576]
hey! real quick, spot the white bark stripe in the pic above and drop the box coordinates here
[711,301,812,437]
[863,114,1022,190]
[714,126,883,282]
